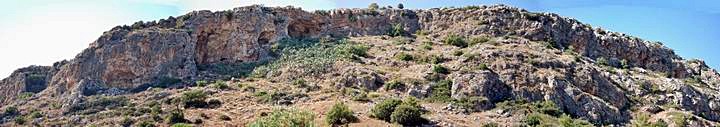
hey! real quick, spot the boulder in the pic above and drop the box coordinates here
[449,70,511,102]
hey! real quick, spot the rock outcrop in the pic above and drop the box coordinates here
[450,70,511,102]
[0,61,64,105]
[1,5,719,126]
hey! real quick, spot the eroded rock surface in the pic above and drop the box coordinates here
[1,5,719,126]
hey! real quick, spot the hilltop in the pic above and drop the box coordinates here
[1,5,719,126]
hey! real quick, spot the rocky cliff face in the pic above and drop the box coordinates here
[1,5,718,126]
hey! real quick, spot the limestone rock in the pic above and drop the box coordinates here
[449,70,511,102]
[334,67,384,90]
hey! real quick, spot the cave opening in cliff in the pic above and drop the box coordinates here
[258,31,273,46]
[287,19,318,38]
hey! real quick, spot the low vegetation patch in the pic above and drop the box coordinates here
[371,98,426,125]
[495,100,591,127]
[387,24,406,37]
[165,109,187,124]
[211,80,229,90]
[4,106,18,116]
[384,80,404,90]
[18,92,34,100]
[631,112,669,127]
[432,65,450,74]
[469,36,490,46]
[418,55,444,64]
[325,102,356,125]
[427,80,452,103]
[444,34,467,48]
[179,90,208,108]
[395,52,414,61]
[252,39,369,78]
[248,109,315,127]
[69,96,130,114]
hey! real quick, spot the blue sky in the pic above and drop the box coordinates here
[0,0,718,78]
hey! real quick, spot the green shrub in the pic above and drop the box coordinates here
[198,62,266,78]
[392,37,411,45]
[180,90,208,108]
[29,111,42,118]
[596,57,609,66]
[535,101,562,117]
[341,44,369,58]
[4,106,18,116]
[427,80,452,103]
[211,80,229,89]
[194,80,208,87]
[384,80,404,90]
[482,122,499,127]
[171,123,193,127]
[419,55,444,64]
[415,30,428,36]
[370,99,403,121]
[463,53,480,60]
[395,52,414,61]
[444,34,467,48]
[121,116,134,127]
[350,92,369,102]
[631,112,670,127]
[390,104,423,125]
[420,42,433,50]
[18,92,33,100]
[150,102,162,115]
[684,76,704,85]
[136,121,156,127]
[478,63,489,70]
[452,50,464,56]
[397,3,404,9]
[668,112,687,127]
[14,116,25,125]
[165,110,186,124]
[654,119,668,127]
[368,3,379,10]
[325,102,356,125]
[388,24,406,37]
[432,65,450,74]
[252,39,364,78]
[292,79,307,87]
[559,114,592,127]
[157,76,181,88]
[523,113,542,126]
[469,37,490,46]
[452,97,488,111]
[620,59,630,69]
[248,109,315,127]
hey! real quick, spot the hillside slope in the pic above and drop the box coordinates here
[1,5,719,126]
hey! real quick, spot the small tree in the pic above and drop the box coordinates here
[397,3,404,9]
[4,106,18,116]
[387,24,406,37]
[390,104,422,125]
[432,65,450,74]
[325,102,356,125]
[370,99,402,121]
[369,3,379,10]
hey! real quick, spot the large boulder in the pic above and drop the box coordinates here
[449,70,511,102]
[334,67,384,90]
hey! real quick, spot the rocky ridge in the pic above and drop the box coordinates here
[1,5,718,126]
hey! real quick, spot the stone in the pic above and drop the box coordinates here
[334,67,384,90]
[449,70,511,102]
